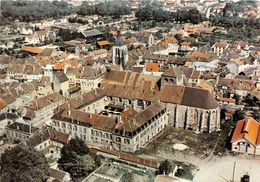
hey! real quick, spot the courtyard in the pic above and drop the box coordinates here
[138,126,228,166]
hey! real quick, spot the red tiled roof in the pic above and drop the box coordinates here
[181,41,191,46]
[21,46,44,54]
[89,147,159,169]
[231,117,260,145]
[0,98,7,110]
[214,42,228,48]
[97,40,110,46]
[146,62,160,72]
[221,97,236,103]
[53,63,64,71]
[159,38,178,45]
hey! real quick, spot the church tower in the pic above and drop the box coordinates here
[112,27,128,69]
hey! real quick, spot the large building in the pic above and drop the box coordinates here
[51,101,167,153]
[51,70,220,152]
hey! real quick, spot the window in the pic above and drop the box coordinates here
[124,139,130,144]
[69,124,72,130]
[116,137,121,142]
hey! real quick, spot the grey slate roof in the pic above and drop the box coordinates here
[82,29,102,38]
[54,72,69,83]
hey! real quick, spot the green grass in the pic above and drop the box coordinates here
[96,164,126,179]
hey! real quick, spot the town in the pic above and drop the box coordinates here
[0,0,259,182]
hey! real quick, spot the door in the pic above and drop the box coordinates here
[240,144,247,153]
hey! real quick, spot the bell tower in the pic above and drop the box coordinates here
[112,27,128,69]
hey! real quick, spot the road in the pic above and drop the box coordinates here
[193,155,260,182]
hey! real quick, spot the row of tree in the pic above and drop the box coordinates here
[209,0,260,28]
[1,0,204,24]
[78,1,130,17]
[0,0,130,24]
[1,0,77,23]
[135,1,205,24]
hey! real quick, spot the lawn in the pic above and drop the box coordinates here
[84,174,111,182]
[96,164,127,179]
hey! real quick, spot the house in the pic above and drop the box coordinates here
[135,32,154,46]
[161,68,183,86]
[6,122,39,142]
[158,38,179,53]
[145,62,160,73]
[0,98,7,114]
[23,92,65,125]
[212,42,229,56]
[80,29,103,43]
[142,54,186,68]
[97,40,110,49]
[0,113,17,136]
[21,46,44,55]
[88,49,108,60]
[227,59,246,74]
[180,41,193,52]
[26,128,70,157]
[231,117,260,155]
[216,77,258,97]
[53,72,70,97]
[24,29,54,45]
[219,97,236,106]
[192,59,219,71]
[66,66,104,92]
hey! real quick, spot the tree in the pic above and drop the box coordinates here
[64,154,95,178]
[120,172,134,182]
[233,109,245,122]
[159,160,173,175]
[135,1,173,22]
[0,144,49,182]
[220,108,227,120]
[58,138,97,179]
[61,137,89,157]
[243,93,260,107]
[93,155,102,167]
[232,93,240,104]
[188,8,202,24]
